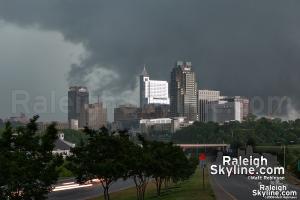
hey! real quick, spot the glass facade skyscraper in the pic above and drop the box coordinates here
[170,61,198,121]
[68,86,89,128]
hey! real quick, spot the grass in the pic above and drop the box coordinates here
[63,129,89,145]
[91,169,215,200]
[255,145,300,155]
[58,161,74,178]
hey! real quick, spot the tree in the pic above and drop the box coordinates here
[67,127,128,200]
[0,116,63,200]
[147,141,196,196]
[125,136,151,200]
[246,137,256,147]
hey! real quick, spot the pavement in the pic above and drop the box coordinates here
[48,178,134,200]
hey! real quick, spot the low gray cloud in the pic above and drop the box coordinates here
[0,0,300,118]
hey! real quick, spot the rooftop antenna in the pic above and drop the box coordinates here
[141,64,149,76]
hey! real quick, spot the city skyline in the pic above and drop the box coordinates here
[1,1,300,121]
[0,2,299,200]
[1,62,297,123]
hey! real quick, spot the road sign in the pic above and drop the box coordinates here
[198,158,206,189]
[199,153,206,161]
[298,160,300,171]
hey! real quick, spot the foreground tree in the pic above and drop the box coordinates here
[0,116,63,200]
[67,127,128,200]
[126,136,152,200]
[147,141,197,196]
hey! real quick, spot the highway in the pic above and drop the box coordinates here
[48,179,134,200]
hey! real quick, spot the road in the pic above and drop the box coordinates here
[48,179,134,200]
[210,173,300,200]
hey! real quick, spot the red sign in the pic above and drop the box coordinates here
[199,153,206,161]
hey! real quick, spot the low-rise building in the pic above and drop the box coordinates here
[140,118,172,134]
[207,96,249,123]
[171,117,194,133]
[53,133,75,157]
[114,104,140,130]
[69,119,79,130]
[140,104,170,119]
[38,121,69,132]
[139,117,193,134]
[7,113,29,125]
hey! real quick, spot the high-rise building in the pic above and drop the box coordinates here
[87,102,107,130]
[170,61,198,121]
[68,86,89,128]
[198,90,220,122]
[140,66,170,107]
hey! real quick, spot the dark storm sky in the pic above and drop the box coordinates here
[0,0,300,120]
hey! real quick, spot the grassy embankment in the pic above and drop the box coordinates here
[91,169,215,200]
[255,145,300,178]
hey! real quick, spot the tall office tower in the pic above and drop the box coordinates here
[139,66,170,107]
[87,102,107,130]
[170,61,198,121]
[198,90,220,122]
[68,86,89,129]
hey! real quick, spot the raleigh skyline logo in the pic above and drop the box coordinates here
[210,155,298,199]
[210,156,285,177]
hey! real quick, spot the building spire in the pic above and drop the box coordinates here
[141,64,149,76]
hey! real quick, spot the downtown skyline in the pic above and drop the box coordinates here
[1,1,300,121]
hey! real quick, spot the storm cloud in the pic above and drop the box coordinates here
[0,0,300,118]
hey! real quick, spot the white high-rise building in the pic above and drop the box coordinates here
[140,66,170,107]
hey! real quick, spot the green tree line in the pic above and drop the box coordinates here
[0,117,197,200]
[172,115,300,146]
[67,127,198,200]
